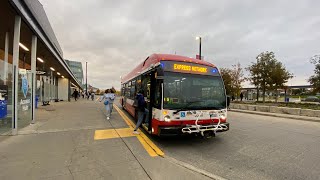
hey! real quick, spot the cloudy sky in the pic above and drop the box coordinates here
[39,0,320,89]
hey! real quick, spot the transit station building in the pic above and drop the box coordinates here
[0,0,82,134]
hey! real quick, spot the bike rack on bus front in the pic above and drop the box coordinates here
[181,111,228,137]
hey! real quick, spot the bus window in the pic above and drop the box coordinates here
[126,83,130,98]
[163,72,226,110]
[130,80,135,99]
[136,77,142,93]
[142,75,151,100]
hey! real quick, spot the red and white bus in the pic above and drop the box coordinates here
[120,54,229,137]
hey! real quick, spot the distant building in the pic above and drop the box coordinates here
[65,60,84,86]
[88,84,99,93]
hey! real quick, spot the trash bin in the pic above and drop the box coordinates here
[0,100,8,119]
[285,97,289,102]
[35,96,39,109]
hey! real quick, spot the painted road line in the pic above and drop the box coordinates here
[140,132,165,156]
[114,105,135,127]
[137,136,158,157]
[114,105,165,157]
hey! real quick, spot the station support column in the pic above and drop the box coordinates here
[12,15,21,135]
[31,35,37,124]
[3,32,9,84]
[68,78,71,102]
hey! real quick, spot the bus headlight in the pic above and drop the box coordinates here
[164,115,171,122]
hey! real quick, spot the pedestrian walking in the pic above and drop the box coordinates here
[133,90,148,134]
[72,89,79,101]
[87,92,91,100]
[231,95,235,101]
[85,91,88,99]
[227,95,231,110]
[91,92,95,101]
[99,89,113,119]
[240,92,244,101]
[109,88,116,114]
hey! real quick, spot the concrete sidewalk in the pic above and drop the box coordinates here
[0,99,222,180]
[231,108,320,123]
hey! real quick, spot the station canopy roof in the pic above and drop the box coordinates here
[0,0,82,88]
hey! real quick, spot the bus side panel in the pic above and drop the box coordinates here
[125,99,136,119]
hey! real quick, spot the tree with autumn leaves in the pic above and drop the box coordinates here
[220,63,246,99]
[246,51,293,102]
[309,55,320,92]
[220,51,293,103]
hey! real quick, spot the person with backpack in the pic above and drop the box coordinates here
[91,92,95,101]
[99,89,114,120]
[108,88,116,114]
[133,90,147,134]
[72,89,79,101]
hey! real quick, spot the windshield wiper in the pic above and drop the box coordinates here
[173,100,202,114]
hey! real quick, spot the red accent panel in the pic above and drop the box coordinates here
[125,102,136,118]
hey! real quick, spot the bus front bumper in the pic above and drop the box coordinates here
[181,122,229,134]
[158,122,229,136]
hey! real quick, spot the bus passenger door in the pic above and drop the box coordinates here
[142,71,157,131]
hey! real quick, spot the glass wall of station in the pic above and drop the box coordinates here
[0,45,58,134]
[0,48,13,134]
[0,41,35,133]
[0,34,36,134]
[38,74,58,104]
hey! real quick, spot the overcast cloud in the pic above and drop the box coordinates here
[39,0,320,89]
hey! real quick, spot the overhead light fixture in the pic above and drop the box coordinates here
[61,76,64,78]
[50,67,55,71]
[19,43,29,51]
[37,57,44,63]
[57,72,61,75]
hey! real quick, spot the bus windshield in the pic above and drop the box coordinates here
[163,72,226,110]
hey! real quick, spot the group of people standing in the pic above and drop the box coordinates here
[72,89,95,101]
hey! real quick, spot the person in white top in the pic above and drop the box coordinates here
[109,88,116,114]
[100,89,115,119]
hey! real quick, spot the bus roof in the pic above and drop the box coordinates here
[121,53,216,83]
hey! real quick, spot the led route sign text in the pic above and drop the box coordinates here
[173,63,208,73]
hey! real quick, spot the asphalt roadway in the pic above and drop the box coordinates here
[1,99,319,180]
[147,111,320,180]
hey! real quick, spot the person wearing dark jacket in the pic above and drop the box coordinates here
[133,90,148,134]
[72,89,79,101]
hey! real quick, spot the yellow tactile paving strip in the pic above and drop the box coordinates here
[94,128,135,140]
[94,105,164,157]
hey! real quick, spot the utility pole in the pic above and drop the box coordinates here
[196,36,202,60]
[86,62,87,93]
[199,37,202,60]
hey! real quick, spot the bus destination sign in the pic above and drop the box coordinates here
[161,61,219,76]
[173,64,207,73]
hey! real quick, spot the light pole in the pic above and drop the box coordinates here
[86,62,87,93]
[196,36,202,60]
